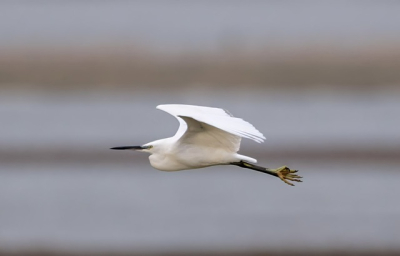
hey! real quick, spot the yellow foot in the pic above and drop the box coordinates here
[273,166,302,186]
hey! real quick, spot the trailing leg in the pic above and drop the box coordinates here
[231,161,302,186]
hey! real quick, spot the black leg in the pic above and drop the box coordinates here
[230,161,302,186]
[230,161,278,177]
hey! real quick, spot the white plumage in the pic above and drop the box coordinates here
[156,104,265,143]
[111,104,302,186]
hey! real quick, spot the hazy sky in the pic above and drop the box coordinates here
[1,1,400,50]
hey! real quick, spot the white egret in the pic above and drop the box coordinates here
[111,104,302,186]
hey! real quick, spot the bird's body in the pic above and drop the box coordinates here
[145,104,260,171]
[146,137,254,172]
[111,104,302,186]
[146,138,233,171]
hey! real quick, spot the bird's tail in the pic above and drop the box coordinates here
[235,154,257,164]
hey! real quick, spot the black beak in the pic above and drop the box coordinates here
[110,146,146,150]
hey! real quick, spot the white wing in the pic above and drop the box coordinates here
[156,104,265,152]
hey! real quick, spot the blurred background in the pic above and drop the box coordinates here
[1,1,400,256]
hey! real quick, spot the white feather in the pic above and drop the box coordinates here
[156,104,266,143]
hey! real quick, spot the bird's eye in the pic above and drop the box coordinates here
[147,145,153,149]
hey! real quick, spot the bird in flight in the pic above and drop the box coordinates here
[111,104,302,186]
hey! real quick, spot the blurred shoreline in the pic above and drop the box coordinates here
[0,250,399,256]
[1,147,399,166]
[1,43,400,93]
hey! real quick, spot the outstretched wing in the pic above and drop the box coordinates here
[156,104,265,151]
